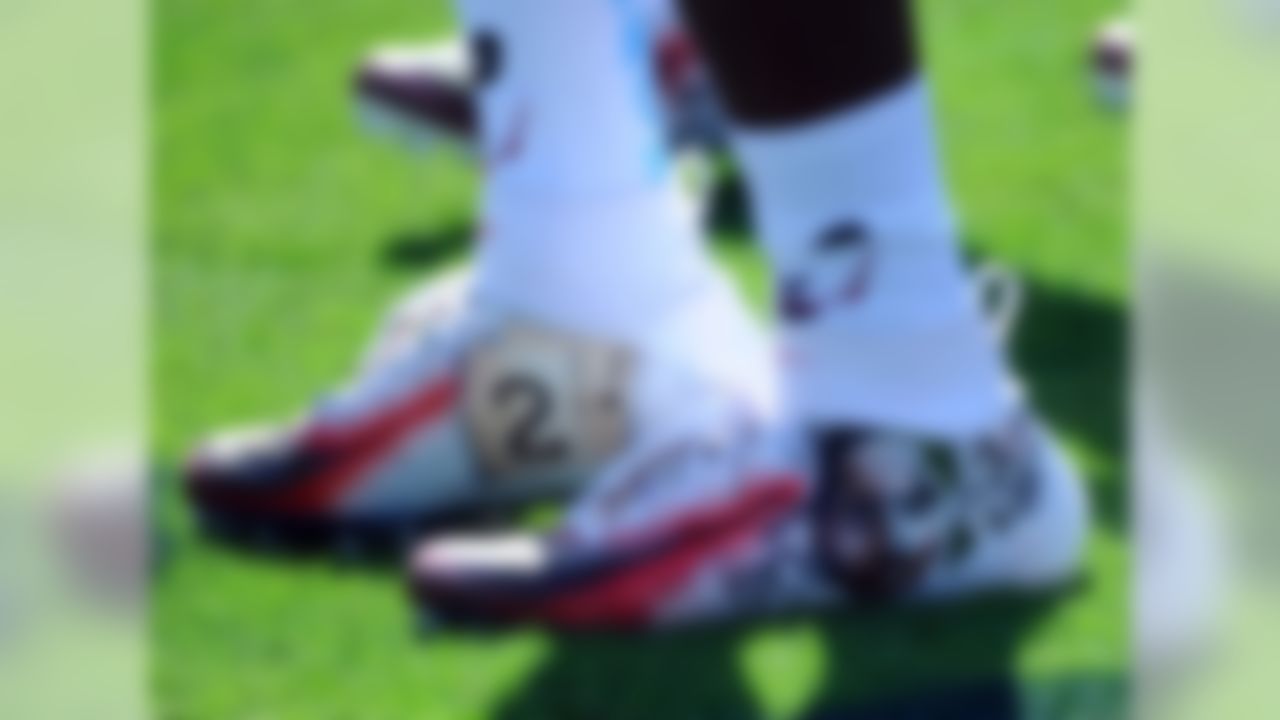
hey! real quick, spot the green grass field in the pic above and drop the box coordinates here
[153,0,1129,717]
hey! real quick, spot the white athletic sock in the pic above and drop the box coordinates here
[734,79,1016,434]
[460,0,711,340]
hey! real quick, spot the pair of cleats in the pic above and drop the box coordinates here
[187,260,1087,629]
[186,31,1087,629]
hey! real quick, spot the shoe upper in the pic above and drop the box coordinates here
[187,267,778,529]
[186,271,482,520]
[409,402,1089,628]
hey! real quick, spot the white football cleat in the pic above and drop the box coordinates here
[186,268,775,556]
[408,272,1089,627]
[409,408,1088,627]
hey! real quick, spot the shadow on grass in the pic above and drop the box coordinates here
[1009,278,1127,533]
[380,222,474,271]
[802,667,1126,719]
[491,591,1118,719]
[706,170,754,241]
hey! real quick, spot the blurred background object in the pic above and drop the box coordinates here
[1,0,147,712]
[49,450,148,614]
[1137,0,1280,716]
[1091,17,1135,111]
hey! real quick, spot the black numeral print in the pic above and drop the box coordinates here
[494,374,568,464]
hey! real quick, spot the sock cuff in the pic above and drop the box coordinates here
[731,78,955,265]
[474,182,713,340]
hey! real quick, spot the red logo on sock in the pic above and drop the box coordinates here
[780,221,875,323]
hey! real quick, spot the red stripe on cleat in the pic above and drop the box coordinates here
[196,373,460,515]
[415,474,806,629]
[536,475,804,627]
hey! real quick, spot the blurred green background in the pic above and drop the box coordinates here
[153,0,1128,717]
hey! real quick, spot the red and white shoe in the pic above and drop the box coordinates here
[353,29,726,155]
[185,268,774,557]
[408,271,1089,627]
[408,390,810,627]
[409,406,1088,628]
